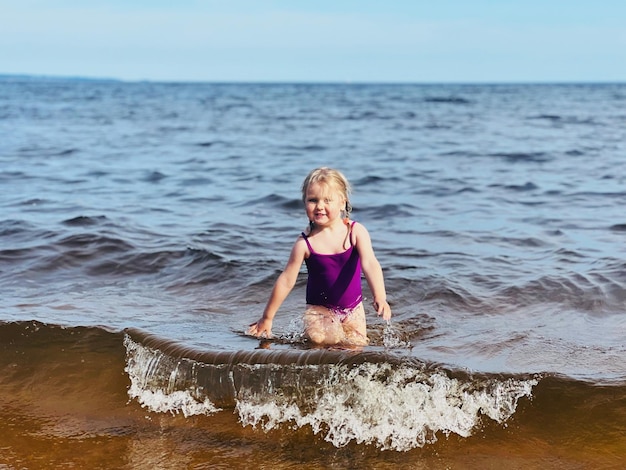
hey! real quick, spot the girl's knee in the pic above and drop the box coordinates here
[305,326,327,344]
[341,313,368,346]
[342,323,369,346]
[304,306,341,345]
[305,325,344,345]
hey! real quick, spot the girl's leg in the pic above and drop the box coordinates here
[341,303,369,346]
[303,305,345,345]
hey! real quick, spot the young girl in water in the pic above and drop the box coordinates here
[248,167,391,346]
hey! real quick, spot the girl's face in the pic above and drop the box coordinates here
[304,182,345,227]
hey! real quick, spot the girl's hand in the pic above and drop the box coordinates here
[248,318,273,338]
[374,300,392,321]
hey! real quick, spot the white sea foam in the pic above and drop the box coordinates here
[236,362,537,451]
[128,386,220,417]
[123,334,536,451]
[124,335,221,417]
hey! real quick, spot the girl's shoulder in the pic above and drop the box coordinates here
[349,220,373,247]
[288,233,310,261]
[350,220,369,235]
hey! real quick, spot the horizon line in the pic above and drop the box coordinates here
[1,73,624,86]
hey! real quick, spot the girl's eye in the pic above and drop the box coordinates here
[306,197,332,204]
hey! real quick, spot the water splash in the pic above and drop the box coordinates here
[236,361,537,451]
[123,331,537,451]
[124,335,221,417]
[382,320,412,349]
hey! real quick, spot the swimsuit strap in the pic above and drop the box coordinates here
[301,232,315,253]
[348,221,356,247]
[302,221,357,253]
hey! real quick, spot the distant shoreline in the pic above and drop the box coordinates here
[0,73,624,86]
[0,73,120,83]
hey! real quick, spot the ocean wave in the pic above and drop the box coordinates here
[497,271,626,313]
[61,215,108,226]
[242,193,301,211]
[358,203,417,219]
[3,320,626,455]
[123,328,537,451]
[236,363,534,451]
[488,152,553,163]
[0,218,255,285]
[423,96,471,105]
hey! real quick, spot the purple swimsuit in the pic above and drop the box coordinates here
[301,222,363,317]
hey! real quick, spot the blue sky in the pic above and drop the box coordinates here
[2,0,625,82]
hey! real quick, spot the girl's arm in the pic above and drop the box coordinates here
[248,236,307,338]
[354,223,392,320]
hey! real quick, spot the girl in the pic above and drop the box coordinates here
[248,167,391,346]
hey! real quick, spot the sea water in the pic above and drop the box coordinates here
[1,78,625,468]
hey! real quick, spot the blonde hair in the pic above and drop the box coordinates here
[301,167,353,217]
